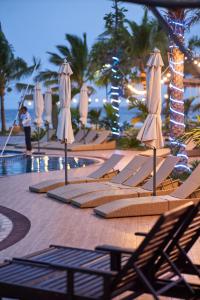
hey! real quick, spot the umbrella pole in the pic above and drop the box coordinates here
[47,123,49,142]
[38,127,40,154]
[83,124,86,144]
[64,139,68,185]
[153,147,156,196]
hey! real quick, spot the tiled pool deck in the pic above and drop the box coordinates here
[0,213,13,242]
[0,146,199,299]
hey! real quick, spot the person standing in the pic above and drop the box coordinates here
[20,106,32,155]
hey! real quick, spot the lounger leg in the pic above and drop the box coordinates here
[176,244,200,277]
[133,263,160,300]
[162,251,195,295]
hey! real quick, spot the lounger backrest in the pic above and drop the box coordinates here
[156,202,200,278]
[84,130,97,144]
[92,131,110,144]
[170,163,200,199]
[122,156,163,187]
[110,155,149,184]
[112,202,194,290]
[74,129,87,143]
[90,154,124,179]
[142,156,180,191]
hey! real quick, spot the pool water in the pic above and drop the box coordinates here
[0,154,95,176]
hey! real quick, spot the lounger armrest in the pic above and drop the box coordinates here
[95,244,135,255]
[135,232,148,237]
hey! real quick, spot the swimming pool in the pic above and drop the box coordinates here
[0,151,95,176]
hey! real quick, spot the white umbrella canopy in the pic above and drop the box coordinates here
[56,61,74,143]
[34,82,44,127]
[44,87,52,127]
[79,84,89,126]
[137,48,164,149]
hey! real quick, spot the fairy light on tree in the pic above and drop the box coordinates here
[110,56,121,136]
[168,11,190,173]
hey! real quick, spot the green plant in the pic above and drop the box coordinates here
[181,127,200,147]
[31,128,46,141]
[0,24,39,132]
[100,103,117,131]
[190,159,200,171]
[117,127,142,149]
[88,108,102,129]
[71,106,80,131]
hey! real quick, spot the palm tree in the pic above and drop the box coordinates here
[0,24,37,132]
[167,9,200,172]
[37,33,90,95]
[128,97,148,124]
[100,103,118,131]
[88,108,102,129]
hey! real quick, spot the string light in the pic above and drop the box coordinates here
[110,56,121,136]
[164,94,168,99]
[127,84,146,95]
[168,15,189,173]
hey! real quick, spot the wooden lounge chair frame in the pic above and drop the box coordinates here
[94,163,200,218]
[71,155,180,208]
[46,156,163,203]
[74,128,89,143]
[0,203,196,300]
[29,153,124,193]
[68,131,116,152]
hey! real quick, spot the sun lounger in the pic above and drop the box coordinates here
[68,130,116,151]
[72,155,180,208]
[47,156,162,203]
[29,153,124,193]
[143,139,199,157]
[0,203,196,300]
[74,128,88,143]
[155,201,200,280]
[78,129,97,144]
[94,163,200,218]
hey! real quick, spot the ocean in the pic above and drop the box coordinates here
[0,107,135,130]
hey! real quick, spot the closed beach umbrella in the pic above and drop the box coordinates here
[137,48,164,195]
[79,84,88,126]
[44,87,52,126]
[57,61,74,143]
[34,82,44,128]
[57,60,74,185]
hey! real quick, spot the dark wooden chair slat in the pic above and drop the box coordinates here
[0,202,198,300]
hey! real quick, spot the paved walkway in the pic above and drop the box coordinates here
[0,147,199,299]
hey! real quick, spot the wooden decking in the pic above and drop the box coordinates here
[0,148,199,299]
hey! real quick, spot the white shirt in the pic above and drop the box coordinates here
[20,112,31,127]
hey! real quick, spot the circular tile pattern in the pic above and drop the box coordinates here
[0,206,31,251]
[0,213,13,242]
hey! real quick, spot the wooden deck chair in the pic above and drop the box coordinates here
[157,201,200,279]
[74,128,88,143]
[68,130,115,151]
[94,163,200,218]
[70,129,97,146]
[0,203,195,300]
[143,139,199,158]
[47,156,162,203]
[29,153,124,193]
[72,156,180,208]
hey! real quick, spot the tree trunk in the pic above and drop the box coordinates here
[165,84,170,133]
[0,88,6,133]
[168,9,188,173]
[52,103,58,130]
